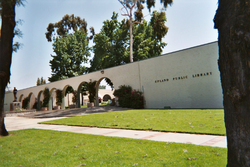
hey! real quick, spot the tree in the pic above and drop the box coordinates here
[89,11,167,71]
[49,30,91,82]
[214,0,250,166]
[133,11,168,61]
[45,14,94,82]
[89,12,128,72]
[36,77,46,86]
[0,0,25,137]
[12,19,23,52]
[118,0,171,63]
[45,14,94,42]
[118,0,141,62]
[0,3,23,53]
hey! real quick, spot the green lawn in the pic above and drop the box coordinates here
[42,109,226,135]
[81,105,87,108]
[81,102,109,108]
[0,129,227,167]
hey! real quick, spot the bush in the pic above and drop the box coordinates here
[42,87,50,107]
[22,97,29,109]
[33,100,42,109]
[88,81,96,103]
[113,85,132,98]
[130,90,144,109]
[72,91,78,104]
[56,89,62,106]
[113,85,144,109]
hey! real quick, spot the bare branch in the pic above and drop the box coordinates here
[131,0,139,9]
[120,7,130,17]
[133,21,143,25]
[118,0,130,15]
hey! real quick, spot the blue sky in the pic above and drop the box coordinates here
[8,0,218,90]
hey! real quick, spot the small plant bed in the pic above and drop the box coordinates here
[42,109,226,135]
[0,129,226,166]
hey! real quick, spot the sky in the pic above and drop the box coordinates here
[8,0,219,91]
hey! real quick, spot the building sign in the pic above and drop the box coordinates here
[155,79,169,83]
[192,72,212,78]
[155,72,213,83]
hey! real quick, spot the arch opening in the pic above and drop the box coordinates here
[21,92,35,110]
[36,90,43,111]
[49,88,57,110]
[77,81,88,108]
[18,94,24,103]
[62,85,75,109]
[95,77,115,107]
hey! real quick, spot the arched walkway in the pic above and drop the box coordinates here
[18,94,24,103]
[37,90,43,111]
[77,81,88,108]
[49,88,57,110]
[95,77,114,107]
[62,85,74,109]
[26,92,34,110]
[103,94,111,101]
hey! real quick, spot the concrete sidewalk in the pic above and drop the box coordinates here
[4,116,227,148]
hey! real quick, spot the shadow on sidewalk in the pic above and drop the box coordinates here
[16,106,131,118]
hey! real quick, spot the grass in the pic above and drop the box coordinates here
[0,129,227,167]
[42,109,226,135]
[80,102,110,108]
[81,105,87,108]
[99,102,110,106]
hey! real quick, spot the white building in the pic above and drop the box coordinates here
[4,41,223,111]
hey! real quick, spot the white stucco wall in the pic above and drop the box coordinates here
[4,91,13,111]
[139,42,222,108]
[4,42,223,111]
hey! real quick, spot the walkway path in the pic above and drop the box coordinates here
[4,107,227,148]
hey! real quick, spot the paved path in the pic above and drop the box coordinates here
[4,107,227,148]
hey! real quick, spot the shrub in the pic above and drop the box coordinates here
[42,87,50,107]
[22,97,29,109]
[113,85,144,109]
[56,89,62,106]
[88,81,96,103]
[32,100,42,109]
[72,91,78,104]
[130,89,144,109]
[113,85,132,98]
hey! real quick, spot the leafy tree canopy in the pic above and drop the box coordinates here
[89,11,167,72]
[45,14,94,42]
[49,30,91,82]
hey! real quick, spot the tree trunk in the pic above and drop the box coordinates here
[214,0,250,166]
[81,94,84,106]
[129,7,133,63]
[0,0,16,136]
